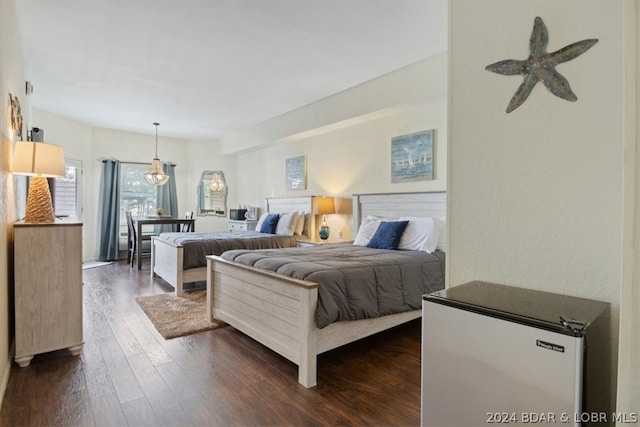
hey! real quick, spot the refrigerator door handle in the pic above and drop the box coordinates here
[559,316,589,335]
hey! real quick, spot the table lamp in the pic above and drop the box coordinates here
[11,141,65,223]
[314,196,335,240]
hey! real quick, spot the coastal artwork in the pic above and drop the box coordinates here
[285,155,306,190]
[391,130,434,183]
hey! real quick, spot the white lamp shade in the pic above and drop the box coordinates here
[11,141,65,177]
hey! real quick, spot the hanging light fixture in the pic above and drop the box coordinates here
[144,122,169,186]
[208,172,225,192]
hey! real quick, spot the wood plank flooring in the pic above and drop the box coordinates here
[0,259,423,426]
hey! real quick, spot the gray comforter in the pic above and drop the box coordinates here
[220,244,446,328]
[157,231,298,270]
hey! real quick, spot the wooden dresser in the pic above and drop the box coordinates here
[14,221,84,367]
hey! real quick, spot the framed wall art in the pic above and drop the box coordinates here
[285,155,306,191]
[391,129,434,183]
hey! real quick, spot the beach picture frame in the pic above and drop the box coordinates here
[391,129,434,183]
[285,155,307,191]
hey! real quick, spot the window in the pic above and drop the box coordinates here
[119,162,158,223]
[54,159,82,220]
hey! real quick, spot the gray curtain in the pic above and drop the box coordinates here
[156,163,178,232]
[97,160,121,261]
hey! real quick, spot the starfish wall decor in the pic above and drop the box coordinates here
[485,16,598,113]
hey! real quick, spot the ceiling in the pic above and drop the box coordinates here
[14,1,448,141]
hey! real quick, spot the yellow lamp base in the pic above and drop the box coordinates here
[24,176,55,223]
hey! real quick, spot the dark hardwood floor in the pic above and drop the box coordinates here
[1,259,423,426]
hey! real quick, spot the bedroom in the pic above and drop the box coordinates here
[1,0,638,424]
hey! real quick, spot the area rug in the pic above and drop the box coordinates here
[135,290,225,339]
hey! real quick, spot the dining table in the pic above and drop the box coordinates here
[135,216,195,270]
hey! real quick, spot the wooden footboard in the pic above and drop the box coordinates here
[206,255,422,388]
[152,237,206,296]
[206,255,319,387]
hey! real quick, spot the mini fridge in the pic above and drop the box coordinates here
[421,281,611,427]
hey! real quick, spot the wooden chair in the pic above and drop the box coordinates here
[181,211,194,232]
[126,210,153,267]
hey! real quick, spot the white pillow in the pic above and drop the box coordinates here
[255,213,269,232]
[294,211,305,235]
[398,216,439,253]
[434,216,446,252]
[353,216,385,246]
[275,211,297,236]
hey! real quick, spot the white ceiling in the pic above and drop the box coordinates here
[15,1,448,141]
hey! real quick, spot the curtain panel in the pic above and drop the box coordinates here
[156,163,178,232]
[97,160,121,261]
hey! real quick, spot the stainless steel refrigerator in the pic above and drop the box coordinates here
[421,281,612,427]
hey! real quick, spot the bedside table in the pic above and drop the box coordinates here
[228,220,257,232]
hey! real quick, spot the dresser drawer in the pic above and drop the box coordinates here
[228,220,257,232]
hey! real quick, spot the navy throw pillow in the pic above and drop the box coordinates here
[367,221,410,250]
[259,213,280,234]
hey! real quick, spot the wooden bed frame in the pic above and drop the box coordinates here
[206,191,447,387]
[151,196,315,296]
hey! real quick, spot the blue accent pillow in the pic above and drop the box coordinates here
[259,213,280,234]
[367,221,410,250]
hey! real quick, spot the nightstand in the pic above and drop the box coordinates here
[228,219,258,232]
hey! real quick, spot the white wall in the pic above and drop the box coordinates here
[449,0,624,409]
[617,0,639,413]
[230,54,448,239]
[0,0,25,407]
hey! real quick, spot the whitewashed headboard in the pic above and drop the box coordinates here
[352,192,447,234]
[264,196,314,238]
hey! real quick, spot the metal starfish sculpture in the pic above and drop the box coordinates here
[485,16,598,113]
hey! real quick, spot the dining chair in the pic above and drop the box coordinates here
[181,211,194,232]
[126,210,154,267]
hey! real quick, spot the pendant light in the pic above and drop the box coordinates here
[144,122,169,186]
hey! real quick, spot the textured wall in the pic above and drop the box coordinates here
[0,0,24,406]
[449,0,624,407]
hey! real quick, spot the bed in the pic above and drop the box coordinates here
[151,196,315,296]
[206,191,447,387]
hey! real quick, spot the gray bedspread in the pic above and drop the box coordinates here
[220,244,445,328]
[157,231,298,270]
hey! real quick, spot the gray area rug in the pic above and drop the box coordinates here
[135,290,226,339]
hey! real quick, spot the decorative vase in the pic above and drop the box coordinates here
[318,215,330,240]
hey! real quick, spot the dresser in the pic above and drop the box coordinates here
[14,221,84,367]
[228,220,258,232]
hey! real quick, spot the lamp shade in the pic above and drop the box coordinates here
[11,141,65,177]
[313,196,335,215]
[11,141,65,223]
